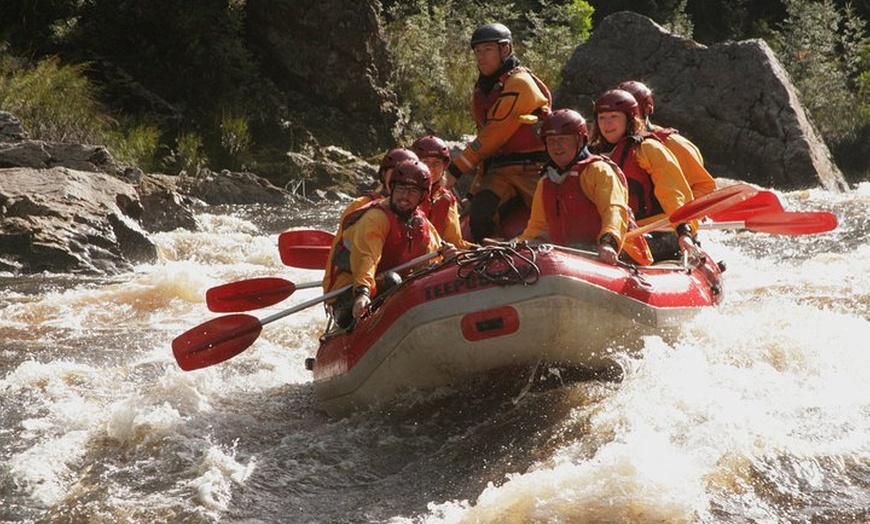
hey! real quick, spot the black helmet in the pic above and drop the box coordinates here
[470,23,512,48]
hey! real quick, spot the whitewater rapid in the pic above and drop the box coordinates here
[1,184,868,523]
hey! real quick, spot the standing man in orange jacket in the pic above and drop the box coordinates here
[446,23,552,243]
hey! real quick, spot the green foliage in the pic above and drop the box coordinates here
[0,0,81,53]
[105,123,161,171]
[524,0,595,89]
[0,54,110,144]
[220,111,252,170]
[663,0,694,39]
[771,0,869,145]
[384,0,508,138]
[164,131,208,178]
[385,0,594,140]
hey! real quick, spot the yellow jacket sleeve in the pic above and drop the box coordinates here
[635,140,694,226]
[663,133,717,198]
[518,177,549,241]
[439,198,474,249]
[341,209,445,294]
[579,161,631,244]
[323,195,376,293]
[346,208,391,292]
[453,71,550,174]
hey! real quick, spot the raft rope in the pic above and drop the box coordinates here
[454,242,541,286]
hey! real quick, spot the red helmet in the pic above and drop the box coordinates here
[411,135,451,165]
[593,89,640,118]
[389,160,432,196]
[540,109,589,145]
[378,148,419,182]
[617,80,654,118]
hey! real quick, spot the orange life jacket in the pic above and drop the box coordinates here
[472,66,552,156]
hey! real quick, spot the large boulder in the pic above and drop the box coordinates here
[557,11,849,192]
[245,0,403,153]
[0,167,157,274]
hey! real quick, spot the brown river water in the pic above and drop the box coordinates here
[1,185,868,523]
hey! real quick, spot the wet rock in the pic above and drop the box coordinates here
[557,11,849,192]
[136,174,200,233]
[0,112,27,142]
[176,169,292,206]
[0,167,157,274]
[246,0,404,153]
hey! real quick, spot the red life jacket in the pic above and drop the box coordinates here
[472,66,552,156]
[650,127,678,143]
[332,199,434,279]
[541,155,603,246]
[426,186,457,235]
[609,133,665,220]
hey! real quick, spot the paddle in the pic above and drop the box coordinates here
[279,245,331,269]
[698,211,838,235]
[173,251,441,371]
[708,190,784,222]
[625,183,759,239]
[206,277,323,312]
[278,228,335,269]
[278,228,335,247]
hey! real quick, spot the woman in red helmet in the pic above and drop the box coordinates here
[617,80,717,198]
[518,109,653,266]
[589,89,696,261]
[326,160,452,328]
[411,135,475,249]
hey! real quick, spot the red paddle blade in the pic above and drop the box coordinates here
[206,277,296,312]
[279,245,330,269]
[709,191,783,222]
[278,229,335,248]
[670,183,759,224]
[172,314,263,371]
[745,211,838,235]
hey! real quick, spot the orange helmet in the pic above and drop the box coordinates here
[617,80,654,118]
[593,89,640,118]
[540,109,589,145]
[378,148,418,183]
[410,135,451,165]
[389,160,432,196]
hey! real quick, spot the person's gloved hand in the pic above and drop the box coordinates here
[597,243,619,265]
[439,242,459,260]
[678,234,697,252]
[676,223,700,255]
[352,286,371,320]
[597,234,619,265]
[352,294,370,320]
